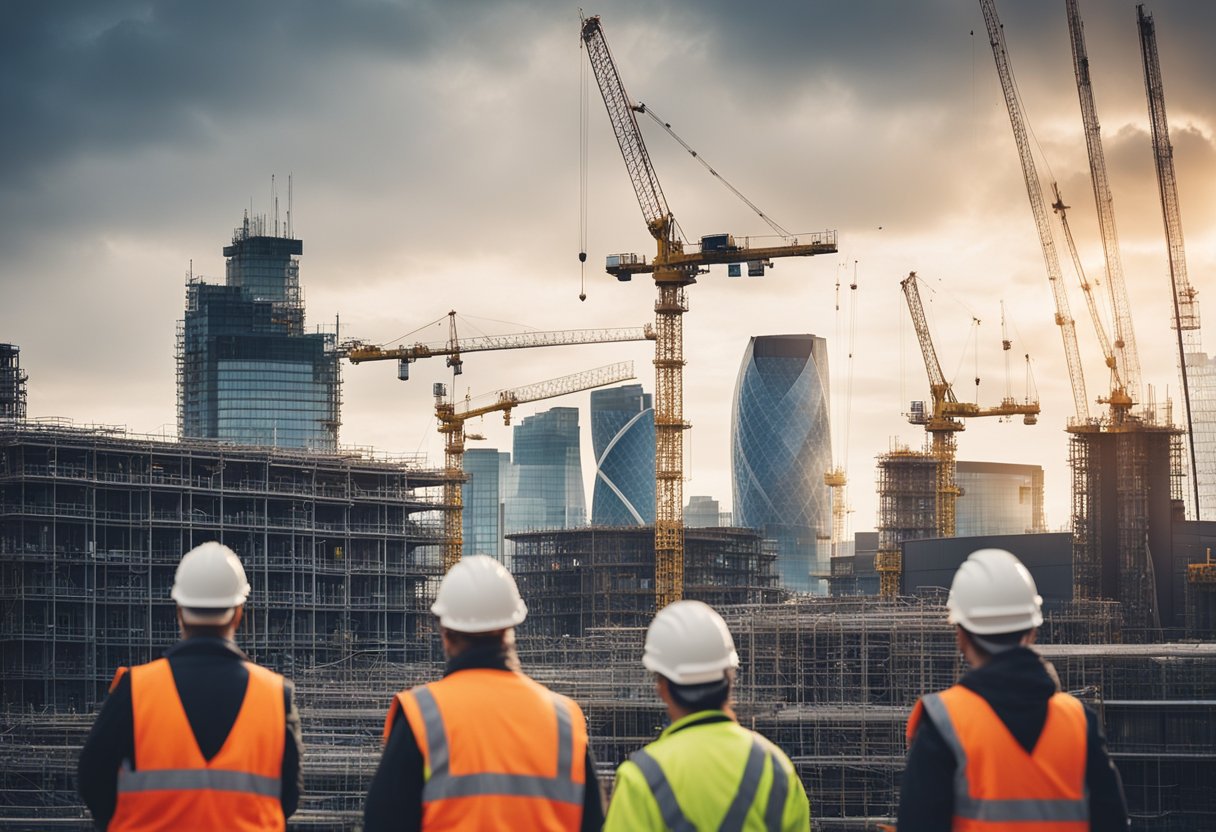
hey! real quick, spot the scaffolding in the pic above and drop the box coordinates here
[0,421,445,710]
[875,446,938,597]
[0,595,1212,829]
[510,526,783,637]
[0,344,27,421]
[1068,409,1185,634]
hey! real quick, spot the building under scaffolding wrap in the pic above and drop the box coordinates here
[1069,412,1186,633]
[874,446,937,597]
[510,526,783,636]
[0,595,1212,829]
[0,420,445,710]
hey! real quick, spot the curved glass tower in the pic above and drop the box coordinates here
[731,334,832,593]
[590,384,655,526]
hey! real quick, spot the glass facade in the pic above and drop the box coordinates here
[731,334,832,593]
[590,384,655,526]
[685,495,722,528]
[504,407,586,539]
[955,460,1045,536]
[177,214,339,450]
[463,448,502,560]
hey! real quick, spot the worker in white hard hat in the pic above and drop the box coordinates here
[604,599,810,831]
[363,554,605,831]
[78,541,303,830]
[897,548,1128,831]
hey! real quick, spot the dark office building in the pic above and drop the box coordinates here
[902,533,1074,609]
[177,214,340,450]
[590,384,654,526]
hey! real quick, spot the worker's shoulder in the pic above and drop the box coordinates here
[749,728,797,773]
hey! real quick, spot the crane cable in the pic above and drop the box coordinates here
[578,32,589,301]
[634,102,796,243]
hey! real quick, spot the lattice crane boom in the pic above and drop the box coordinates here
[979,0,1089,421]
[1066,0,1142,403]
[346,310,654,379]
[1139,4,1204,517]
[581,13,837,608]
[435,361,636,571]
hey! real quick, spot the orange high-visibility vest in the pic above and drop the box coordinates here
[906,684,1089,832]
[108,657,286,832]
[384,668,588,831]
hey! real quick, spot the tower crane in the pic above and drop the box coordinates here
[1065,0,1142,405]
[825,264,858,568]
[346,310,654,380]
[979,0,1090,422]
[896,273,1039,594]
[580,14,837,607]
[1138,4,1207,518]
[435,361,636,571]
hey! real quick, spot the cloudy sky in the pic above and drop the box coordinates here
[3,0,1214,537]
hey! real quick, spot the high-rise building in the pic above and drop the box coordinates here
[504,407,585,536]
[590,384,654,526]
[177,213,340,450]
[463,448,502,560]
[0,344,27,420]
[732,334,832,593]
[955,460,1045,536]
[685,495,722,528]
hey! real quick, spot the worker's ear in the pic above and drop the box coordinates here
[655,675,671,706]
[230,605,244,632]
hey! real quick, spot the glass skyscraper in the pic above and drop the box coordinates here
[955,460,1045,536]
[504,407,586,537]
[463,448,503,560]
[177,213,339,450]
[590,384,655,526]
[731,334,832,593]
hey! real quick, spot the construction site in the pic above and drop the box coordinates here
[4,1,1216,831]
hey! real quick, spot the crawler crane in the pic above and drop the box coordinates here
[581,14,837,607]
[435,362,635,571]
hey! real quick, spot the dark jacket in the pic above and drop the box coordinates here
[363,643,606,832]
[77,637,303,829]
[897,646,1129,830]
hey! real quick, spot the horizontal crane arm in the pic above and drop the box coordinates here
[347,326,654,364]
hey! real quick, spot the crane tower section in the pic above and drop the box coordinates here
[581,14,837,607]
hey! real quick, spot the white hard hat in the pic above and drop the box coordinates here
[643,600,740,685]
[431,555,527,633]
[171,542,250,625]
[947,548,1043,635]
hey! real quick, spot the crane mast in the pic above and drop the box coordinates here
[581,14,836,607]
[436,362,636,570]
[1138,4,1205,517]
[1065,0,1142,404]
[979,0,1089,421]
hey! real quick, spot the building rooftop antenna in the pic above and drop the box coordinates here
[287,173,293,239]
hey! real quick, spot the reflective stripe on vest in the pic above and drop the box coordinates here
[629,736,790,832]
[117,761,280,797]
[921,691,1089,824]
[411,685,583,805]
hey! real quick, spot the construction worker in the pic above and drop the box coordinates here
[78,541,303,830]
[363,554,605,831]
[898,548,1129,830]
[604,599,810,831]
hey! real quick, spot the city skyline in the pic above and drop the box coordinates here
[3,1,1215,536]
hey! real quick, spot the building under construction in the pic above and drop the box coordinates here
[0,344,27,421]
[873,445,937,598]
[510,525,783,636]
[0,420,445,710]
[2,594,1212,830]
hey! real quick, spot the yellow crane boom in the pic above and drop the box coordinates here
[435,361,636,571]
[581,13,837,608]
[347,310,654,380]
